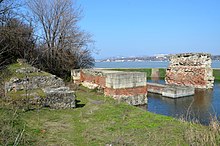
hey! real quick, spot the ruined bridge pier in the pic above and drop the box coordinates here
[71,69,148,105]
[72,53,215,102]
[165,53,214,89]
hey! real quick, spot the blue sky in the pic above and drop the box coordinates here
[78,0,220,59]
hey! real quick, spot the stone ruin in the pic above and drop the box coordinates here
[147,82,195,98]
[71,69,147,105]
[5,62,75,109]
[165,53,214,89]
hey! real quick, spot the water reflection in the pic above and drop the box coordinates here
[146,80,220,125]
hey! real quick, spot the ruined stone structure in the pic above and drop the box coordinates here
[5,63,75,109]
[72,69,147,105]
[147,83,194,98]
[42,87,75,109]
[165,53,214,89]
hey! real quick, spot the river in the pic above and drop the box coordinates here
[95,61,220,124]
[146,80,220,125]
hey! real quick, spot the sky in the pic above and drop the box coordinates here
[78,0,220,59]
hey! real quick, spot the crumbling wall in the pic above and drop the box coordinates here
[72,69,148,105]
[80,69,106,88]
[165,53,214,89]
[5,63,75,109]
[71,69,81,84]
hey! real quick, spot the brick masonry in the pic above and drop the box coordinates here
[71,69,148,105]
[165,53,214,89]
[80,71,106,88]
[104,86,147,96]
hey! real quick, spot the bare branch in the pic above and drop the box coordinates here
[27,0,94,77]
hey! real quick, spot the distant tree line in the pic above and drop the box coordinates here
[0,0,94,78]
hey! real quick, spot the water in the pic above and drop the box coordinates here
[95,61,220,124]
[146,80,220,125]
[95,60,220,68]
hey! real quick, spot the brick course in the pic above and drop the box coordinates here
[72,69,148,105]
[165,53,214,89]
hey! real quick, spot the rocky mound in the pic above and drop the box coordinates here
[3,60,75,109]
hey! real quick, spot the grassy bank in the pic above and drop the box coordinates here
[109,68,166,79]
[1,63,220,145]
[1,86,220,145]
[110,68,220,80]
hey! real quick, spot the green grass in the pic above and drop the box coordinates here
[159,68,166,78]
[4,63,50,81]
[213,69,220,80]
[1,63,220,145]
[108,68,166,79]
[107,68,153,79]
[108,68,220,80]
[6,88,46,100]
[1,86,220,145]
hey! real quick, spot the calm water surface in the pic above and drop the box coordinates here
[95,61,220,124]
[146,80,220,125]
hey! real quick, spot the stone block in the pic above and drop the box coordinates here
[105,72,146,89]
[79,69,148,105]
[162,85,194,98]
[71,69,81,83]
[42,87,75,109]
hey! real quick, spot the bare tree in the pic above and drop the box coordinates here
[0,0,33,69]
[0,0,12,16]
[28,0,94,77]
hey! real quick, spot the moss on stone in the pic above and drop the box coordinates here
[5,63,50,82]
[6,88,46,100]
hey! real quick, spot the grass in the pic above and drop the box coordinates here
[6,88,46,100]
[0,108,31,145]
[5,63,50,81]
[1,85,220,145]
[107,68,166,79]
[1,63,220,145]
[213,69,220,80]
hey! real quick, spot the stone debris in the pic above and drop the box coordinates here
[5,75,65,92]
[16,67,40,73]
[42,87,75,109]
[165,53,214,89]
[5,63,75,109]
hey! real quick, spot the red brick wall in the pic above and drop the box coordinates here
[165,66,207,87]
[80,71,106,88]
[104,86,147,96]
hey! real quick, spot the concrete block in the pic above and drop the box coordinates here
[162,85,194,98]
[106,72,146,89]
